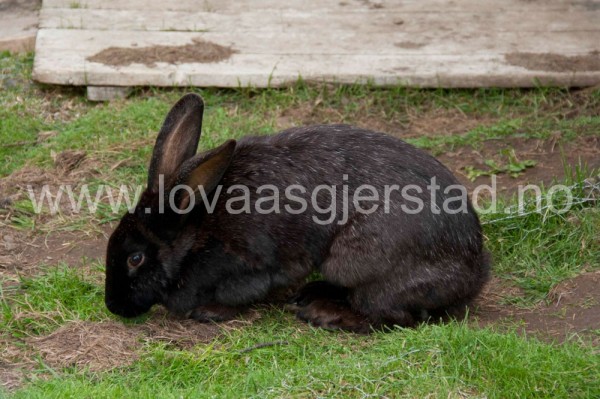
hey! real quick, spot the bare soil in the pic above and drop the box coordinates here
[0,228,110,278]
[87,39,237,67]
[438,134,600,195]
[475,272,600,345]
[0,307,260,390]
[1,308,259,390]
[27,309,232,371]
[0,153,108,278]
[275,103,494,138]
[0,150,100,200]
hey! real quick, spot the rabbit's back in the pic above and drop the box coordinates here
[222,124,480,245]
[206,125,484,280]
[232,124,460,189]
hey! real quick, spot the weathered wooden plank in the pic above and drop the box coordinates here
[34,0,600,89]
[32,29,600,88]
[39,8,600,33]
[32,28,600,56]
[43,0,598,12]
[34,52,600,88]
[0,12,38,53]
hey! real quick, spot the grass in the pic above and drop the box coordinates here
[1,52,600,397]
[10,320,600,398]
[3,52,600,178]
[1,264,108,338]
[4,259,594,396]
[482,169,600,304]
[2,266,599,398]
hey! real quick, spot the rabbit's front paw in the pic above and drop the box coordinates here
[295,298,370,334]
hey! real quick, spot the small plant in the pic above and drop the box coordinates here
[464,148,537,181]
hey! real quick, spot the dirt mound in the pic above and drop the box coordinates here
[27,307,259,373]
[0,307,259,391]
[30,321,141,372]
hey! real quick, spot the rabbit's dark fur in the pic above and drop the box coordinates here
[105,94,490,332]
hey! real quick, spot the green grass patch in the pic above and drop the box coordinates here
[1,264,108,337]
[8,315,600,399]
[2,263,598,398]
[482,169,600,304]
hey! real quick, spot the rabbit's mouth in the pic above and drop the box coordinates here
[105,296,153,318]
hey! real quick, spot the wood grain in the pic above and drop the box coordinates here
[33,0,600,89]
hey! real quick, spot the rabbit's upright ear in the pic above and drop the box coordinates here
[175,139,237,210]
[148,94,204,192]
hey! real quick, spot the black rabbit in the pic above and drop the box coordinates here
[105,94,490,333]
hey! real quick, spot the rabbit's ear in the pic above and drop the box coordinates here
[175,139,237,210]
[148,94,204,192]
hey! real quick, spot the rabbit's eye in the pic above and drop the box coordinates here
[127,252,145,269]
